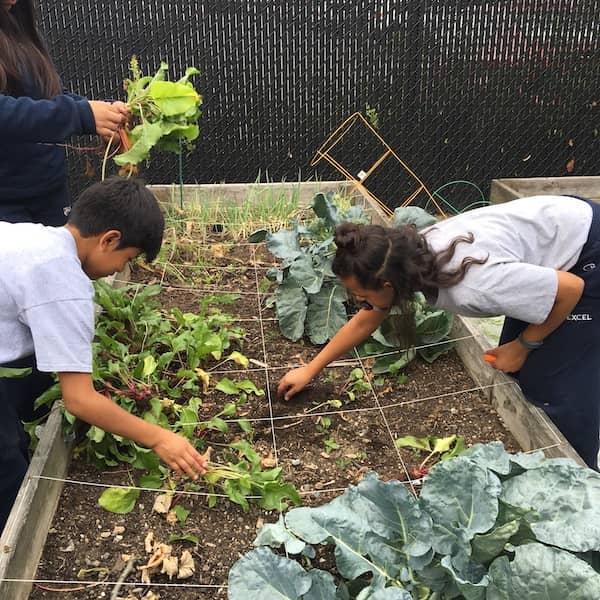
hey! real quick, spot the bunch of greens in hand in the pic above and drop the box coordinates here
[110,56,202,175]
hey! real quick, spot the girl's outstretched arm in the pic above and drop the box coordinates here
[277,307,388,400]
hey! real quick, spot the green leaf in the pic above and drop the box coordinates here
[34,382,62,410]
[312,192,340,227]
[0,367,32,378]
[114,122,163,165]
[147,80,201,116]
[177,66,200,84]
[487,543,600,599]
[303,570,338,599]
[223,479,249,512]
[206,416,228,433]
[416,310,453,344]
[228,548,312,599]
[419,457,502,555]
[266,229,302,259]
[141,354,157,378]
[392,206,438,230]
[418,340,455,363]
[275,281,308,341]
[254,515,308,555]
[87,426,106,444]
[173,504,191,524]
[395,435,432,452]
[238,418,253,435]
[305,282,347,345]
[248,229,268,243]
[138,474,163,489]
[98,487,140,514]
[289,254,323,294]
[500,460,600,552]
[471,520,520,564]
[215,378,240,395]
[372,349,416,374]
[431,435,457,454]
[235,380,264,396]
[440,551,488,600]
[259,482,302,512]
[221,402,237,417]
[179,405,200,439]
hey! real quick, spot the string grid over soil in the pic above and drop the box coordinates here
[31,231,519,600]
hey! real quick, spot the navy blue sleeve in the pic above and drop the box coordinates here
[0,93,96,142]
[64,90,119,104]
[63,90,88,102]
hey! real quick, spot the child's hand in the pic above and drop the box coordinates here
[485,339,530,373]
[277,366,314,401]
[89,100,129,139]
[151,430,208,479]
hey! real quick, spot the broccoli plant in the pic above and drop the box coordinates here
[252,195,454,371]
[229,442,600,599]
[250,192,367,344]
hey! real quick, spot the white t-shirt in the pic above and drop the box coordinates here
[422,196,593,324]
[0,223,94,372]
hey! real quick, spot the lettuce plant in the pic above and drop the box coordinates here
[229,442,600,599]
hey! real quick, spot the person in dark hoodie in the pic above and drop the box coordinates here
[0,0,129,225]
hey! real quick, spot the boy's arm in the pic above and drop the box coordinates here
[277,307,388,400]
[58,372,207,478]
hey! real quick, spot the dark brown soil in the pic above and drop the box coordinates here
[30,232,519,600]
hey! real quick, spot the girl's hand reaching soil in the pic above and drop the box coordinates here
[151,429,208,480]
[277,365,315,401]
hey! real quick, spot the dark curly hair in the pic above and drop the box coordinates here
[332,222,487,343]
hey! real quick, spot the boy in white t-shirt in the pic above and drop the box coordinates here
[278,196,600,470]
[0,177,207,533]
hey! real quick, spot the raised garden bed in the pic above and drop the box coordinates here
[0,183,584,599]
[490,175,600,204]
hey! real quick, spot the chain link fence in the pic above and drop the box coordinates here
[39,0,600,210]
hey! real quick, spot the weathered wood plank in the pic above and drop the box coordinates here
[491,176,600,203]
[149,180,354,208]
[0,409,70,600]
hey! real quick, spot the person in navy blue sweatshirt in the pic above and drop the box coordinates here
[0,0,130,226]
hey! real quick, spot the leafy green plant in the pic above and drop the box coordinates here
[395,434,466,478]
[200,441,302,512]
[315,416,339,454]
[358,292,455,374]
[35,281,299,512]
[252,197,454,372]
[343,368,372,402]
[112,57,202,170]
[229,442,600,599]
[250,192,368,344]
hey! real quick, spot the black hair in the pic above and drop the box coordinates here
[68,177,165,262]
[0,0,61,97]
[333,222,487,342]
